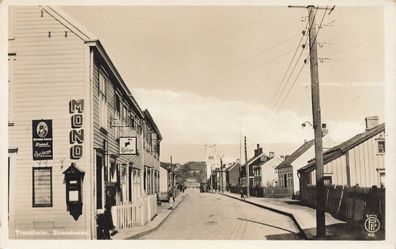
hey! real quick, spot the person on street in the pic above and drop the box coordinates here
[240,188,246,200]
[103,203,117,239]
[168,188,175,209]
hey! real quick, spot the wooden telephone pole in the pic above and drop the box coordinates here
[288,5,332,238]
[308,5,326,238]
[244,136,249,197]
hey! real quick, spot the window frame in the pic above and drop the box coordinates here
[32,167,53,208]
[98,70,108,130]
[377,139,385,154]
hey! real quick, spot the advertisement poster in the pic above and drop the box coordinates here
[32,119,53,160]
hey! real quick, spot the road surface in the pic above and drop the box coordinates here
[137,189,301,240]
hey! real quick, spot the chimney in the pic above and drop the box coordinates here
[268,151,275,159]
[254,144,263,157]
[365,116,379,131]
[280,155,286,160]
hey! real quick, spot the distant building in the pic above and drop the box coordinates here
[240,144,265,188]
[298,117,385,201]
[226,161,240,188]
[185,178,200,188]
[253,154,283,188]
[159,164,170,201]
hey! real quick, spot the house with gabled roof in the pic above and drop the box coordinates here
[225,161,241,188]
[240,144,265,188]
[298,117,385,201]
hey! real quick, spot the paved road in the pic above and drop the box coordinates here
[138,189,301,240]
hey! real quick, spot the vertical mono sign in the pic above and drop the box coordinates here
[69,99,84,159]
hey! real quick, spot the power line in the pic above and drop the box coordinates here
[175,33,302,92]
[248,7,329,148]
[245,9,318,142]
[192,47,298,92]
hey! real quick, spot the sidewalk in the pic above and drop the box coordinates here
[221,192,373,240]
[112,192,188,240]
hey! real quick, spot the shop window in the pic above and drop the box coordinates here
[32,167,53,207]
[98,70,108,130]
[377,140,385,154]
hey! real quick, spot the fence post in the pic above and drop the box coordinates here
[336,185,345,215]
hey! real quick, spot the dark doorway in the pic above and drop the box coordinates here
[284,174,287,187]
[96,154,103,209]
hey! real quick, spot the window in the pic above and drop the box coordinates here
[115,95,120,118]
[129,112,135,129]
[323,176,332,185]
[32,167,52,207]
[99,71,108,129]
[8,54,16,125]
[378,140,385,154]
[122,105,128,126]
[9,7,14,40]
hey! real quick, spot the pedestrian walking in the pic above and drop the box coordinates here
[101,203,117,239]
[168,188,175,209]
[240,188,246,200]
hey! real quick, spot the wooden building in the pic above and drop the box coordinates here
[8,6,162,239]
[226,161,241,188]
[298,117,385,200]
[253,155,283,188]
[240,145,265,188]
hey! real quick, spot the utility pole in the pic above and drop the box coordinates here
[220,157,224,193]
[244,136,249,198]
[170,155,174,191]
[288,5,331,239]
[308,5,325,239]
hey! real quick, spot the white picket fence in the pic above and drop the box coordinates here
[113,195,158,230]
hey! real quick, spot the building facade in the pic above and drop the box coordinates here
[226,161,240,188]
[253,156,283,188]
[298,118,385,200]
[8,6,162,239]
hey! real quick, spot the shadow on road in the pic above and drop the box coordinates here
[236,218,298,235]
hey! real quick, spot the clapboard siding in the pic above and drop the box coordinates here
[91,54,143,170]
[9,6,88,239]
[348,131,385,187]
[308,131,385,188]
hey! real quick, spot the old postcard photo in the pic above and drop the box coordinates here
[1,0,395,248]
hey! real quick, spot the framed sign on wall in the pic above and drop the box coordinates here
[119,137,137,155]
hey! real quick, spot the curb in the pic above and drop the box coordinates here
[125,194,188,239]
[220,193,309,240]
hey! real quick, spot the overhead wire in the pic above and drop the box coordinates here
[248,6,329,149]
[175,32,303,93]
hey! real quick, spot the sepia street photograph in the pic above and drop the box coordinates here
[1,0,396,248]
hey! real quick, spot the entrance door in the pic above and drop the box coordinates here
[284,174,287,187]
[96,154,103,209]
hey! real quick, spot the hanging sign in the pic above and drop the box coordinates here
[120,137,137,155]
[32,119,53,160]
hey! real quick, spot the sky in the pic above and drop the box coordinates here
[62,5,385,164]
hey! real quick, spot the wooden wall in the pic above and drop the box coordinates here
[8,6,89,239]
